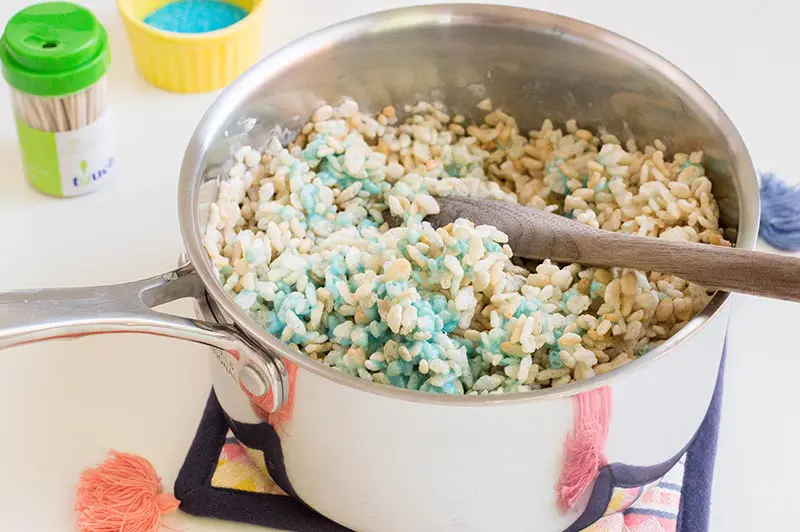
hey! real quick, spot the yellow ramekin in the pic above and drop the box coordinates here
[117,0,268,93]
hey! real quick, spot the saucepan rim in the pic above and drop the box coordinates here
[178,3,759,406]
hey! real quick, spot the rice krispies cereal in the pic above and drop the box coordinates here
[203,98,731,395]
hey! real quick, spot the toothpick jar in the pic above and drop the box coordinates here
[0,2,115,197]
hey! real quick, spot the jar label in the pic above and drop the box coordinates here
[16,111,116,197]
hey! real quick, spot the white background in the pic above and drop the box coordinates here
[0,0,798,530]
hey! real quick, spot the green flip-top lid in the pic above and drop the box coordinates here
[0,2,110,97]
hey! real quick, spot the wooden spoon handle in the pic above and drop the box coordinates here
[430,196,800,302]
[574,230,800,301]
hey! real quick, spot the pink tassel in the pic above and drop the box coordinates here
[557,386,612,512]
[75,450,179,532]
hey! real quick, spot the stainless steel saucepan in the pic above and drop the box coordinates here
[0,5,758,531]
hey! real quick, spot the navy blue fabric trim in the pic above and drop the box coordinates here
[562,444,690,532]
[174,391,348,531]
[225,414,301,501]
[563,345,726,532]
[676,346,725,532]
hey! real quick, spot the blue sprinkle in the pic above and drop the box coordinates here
[488,328,507,343]
[452,239,469,256]
[317,170,337,186]
[276,281,292,294]
[280,206,295,221]
[635,344,651,357]
[325,314,345,332]
[551,328,564,348]
[387,374,408,388]
[303,138,327,161]
[262,310,285,336]
[144,0,248,34]
[357,219,376,232]
[234,290,257,310]
[549,350,563,369]
[445,163,461,177]
[361,180,381,195]
[590,280,605,298]
[387,360,414,377]
[299,185,317,212]
[514,298,540,318]
[430,294,448,313]
[560,288,577,311]
[334,212,354,228]
[469,357,483,378]
[304,284,317,305]
[367,321,387,338]
[484,240,501,253]
[407,372,422,390]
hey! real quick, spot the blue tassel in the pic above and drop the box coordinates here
[759,173,800,252]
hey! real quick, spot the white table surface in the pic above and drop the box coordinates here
[0,0,797,530]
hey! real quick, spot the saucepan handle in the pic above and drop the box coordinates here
[0,260,287,413]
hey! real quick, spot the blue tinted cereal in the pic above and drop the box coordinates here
[204,100,729,394]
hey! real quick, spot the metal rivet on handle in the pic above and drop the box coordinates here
[240,363,269,397]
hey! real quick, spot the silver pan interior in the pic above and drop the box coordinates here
[178,4,759,405]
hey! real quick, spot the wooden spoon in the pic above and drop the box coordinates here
[425,195,800,302]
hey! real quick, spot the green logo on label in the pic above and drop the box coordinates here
[74,160,91,186]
